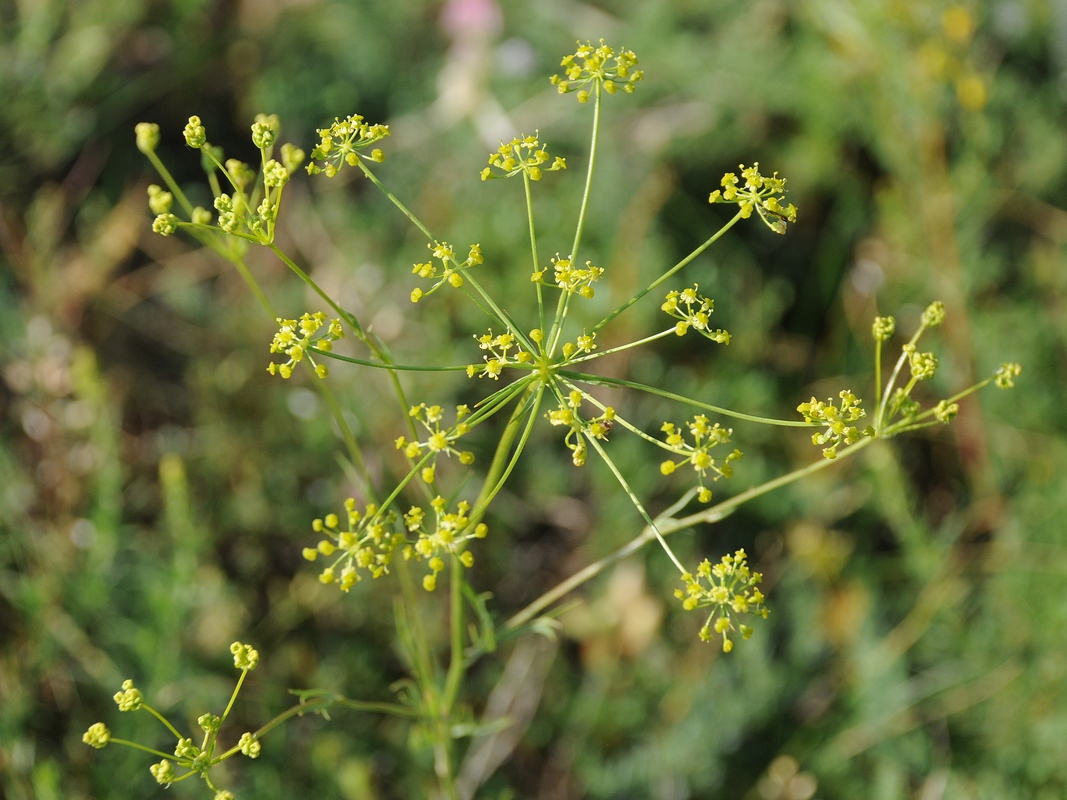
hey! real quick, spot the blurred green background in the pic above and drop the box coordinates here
[2,0,1066,798]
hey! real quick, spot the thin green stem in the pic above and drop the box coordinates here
[505,489,700,631]
[592,211,744,334]
[567,328,676,365]
[877,325,926,429]
[585,434,687,573]
[463,272,536,352]
[356,160,533,353]
[559,378,669,451]
[229,254,276,316]
[144,150,194,215]
[267,244,359,331]
[547,289,572,357]
[561,370,814,427]
[524,172,547,343]
[875,340,883,411]
[310,349,470,372]
[466,376,534,428]
[506,437,874,628]
[671,436,875,528]
[442,385,542,712]
[357,161,435,239]
[570,81,602,265]
[142,704,184,740]
[316,377,375,499]
[109,738,183,761]
[220,670,247,725]
[882,377,993,435]
[446,554,464,717]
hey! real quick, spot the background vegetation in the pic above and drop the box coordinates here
[2,0,1066,798]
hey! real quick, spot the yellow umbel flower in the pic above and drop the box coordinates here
[410,242,483,302]
[708,163,798,234]
[395,403,475,483]
[658,417,740,502]
[675,549,768,651]
[267,312,344,379]
[797,390,868,459]
[467,328,532,379]
[662,285,731,343]
[305,498,404,591]
[402,496,488,591]
[551,39,644,102]
[481,133,566,181]
[307,114,389,177]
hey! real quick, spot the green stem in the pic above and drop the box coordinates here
[877,325,926,429]
[316,377,375,501]
[585,434,687,573]
[220,670,247,725]
[671,436,875,528]
[570,81,602,265]
[446,554,464,715]
[505,489,699,631]
[592,211,744,334]
[267,244,359,331]
[142,704,184,740]
[882,377,993,435]
[109,738,183,761]
[875,340,883,411]
[566,328,676,364]
[144,150,195,215]
[441,386,542,713]
[355,160,533,353]
[506,437,874,628]
[310,349,469,372]
[561,370,814,428]
[524,172,547,343]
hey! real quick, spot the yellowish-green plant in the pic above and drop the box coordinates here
[88,40,1020,799]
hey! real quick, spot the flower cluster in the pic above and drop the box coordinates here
[872,315,896,341]
[481,134,566,181]
[403,497,488,591]
[467,329,532,378]
[230,641,260,671]
[547,390,614,467]
[708,163,798,234]
[560,331,597,361]
[906,345,939,381]
[994,362,1022,389]
[250,114,280,150]
[147,184,173,215]
[395,403,475,484]
[532,254,604,298]
[267,312,345,379]
[113,678,144,711]
[82,722,110,749]
[84,646,262,796]
[797,390,868,459]
[658,417,741,502]
[676,549,768,652]
[410,241,483,302]
[303,499,404,591]
[550,39,644,101]
[662,286,731,343]
[306,114,389,177]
